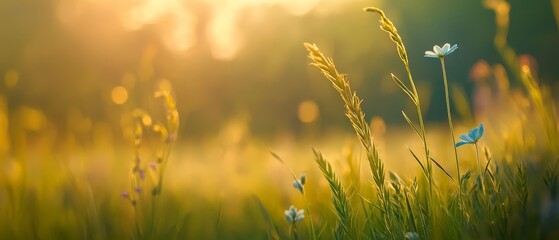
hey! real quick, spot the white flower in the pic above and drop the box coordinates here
[292,173,306,193]
[424,43,458,58]
[284,205,305,223]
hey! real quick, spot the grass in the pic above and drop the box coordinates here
[302,4,559,240]
[0,2,558,240]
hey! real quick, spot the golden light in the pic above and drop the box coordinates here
[121,73,136,89]
[206,10,242,60]
[370,116,386,137]
[298,100,319,123]
[111,86,129,105]
[55,0,346,60]
[521,65,530,73]
[158,78,172,92]
[19,106,47,131]
[142,115,153,126]
[4,70,19,88]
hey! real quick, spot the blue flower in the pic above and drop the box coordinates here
[456,123,484,147]
[285,205,305,223]
[424,43,458,58]
[292,173,306,193]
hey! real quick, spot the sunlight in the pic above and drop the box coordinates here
[298,100,319,123]
[111,86,129,105]
[56,0,354,60]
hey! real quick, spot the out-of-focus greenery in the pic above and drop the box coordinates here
[0,0,558,239]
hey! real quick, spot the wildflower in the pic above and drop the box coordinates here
[405,232,420,240]
[284,205,305,223]
[424,43,458,58]
[292,173,306,193]
[456,123,484,147]
[121,191,130,199]
[149,162,157,171]
[138,169,146,180]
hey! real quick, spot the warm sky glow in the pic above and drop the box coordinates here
[55,0,355,60]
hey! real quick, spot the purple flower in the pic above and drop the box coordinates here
[149,162,157,171]
[138,169,146,180]
[121,191,130,199]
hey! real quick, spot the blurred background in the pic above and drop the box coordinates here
[1,0,558,238]
[0,0,557,142]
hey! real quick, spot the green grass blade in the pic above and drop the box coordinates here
[313,148,353,239]
[391,74,417,104]
[402,111,423,141]
[408,148,427,179]
[430,157,454,181]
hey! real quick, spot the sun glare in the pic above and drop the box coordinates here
[111,86,129,105]
[298,100,319,123]
[56,0,346,60]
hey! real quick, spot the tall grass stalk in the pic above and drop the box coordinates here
[303,43,385,199]
[150,90,179,238]
[304,43,393,238]
[124,89,179,239]
[364,7,433,207]
[312,149,355,239]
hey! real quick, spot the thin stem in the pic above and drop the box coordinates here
[292,222,300,240]
[440,58,460,181]
[302,192,317,240]
[405,64,432,198]
[151,194,158,238]
[150,141,175,238]
[406,62,434,235]
[440,57,463,226]
[134,203,144,239]
[475,143,481,176]
[475,142,486,195]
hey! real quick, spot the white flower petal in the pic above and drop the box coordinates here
[446,44,458,55]
[286,214,294,222]
[433,45,442,54]
[424,51,438,58]
[442,43,450,53]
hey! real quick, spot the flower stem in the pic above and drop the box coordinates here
[440,58,460,181]
[292,222,300,240]
[303,192,317,240]
[440,57,463,224]
[475,143,481,176]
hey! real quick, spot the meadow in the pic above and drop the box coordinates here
[1,0,558,239]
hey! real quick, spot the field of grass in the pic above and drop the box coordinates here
[1,0,559,239]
